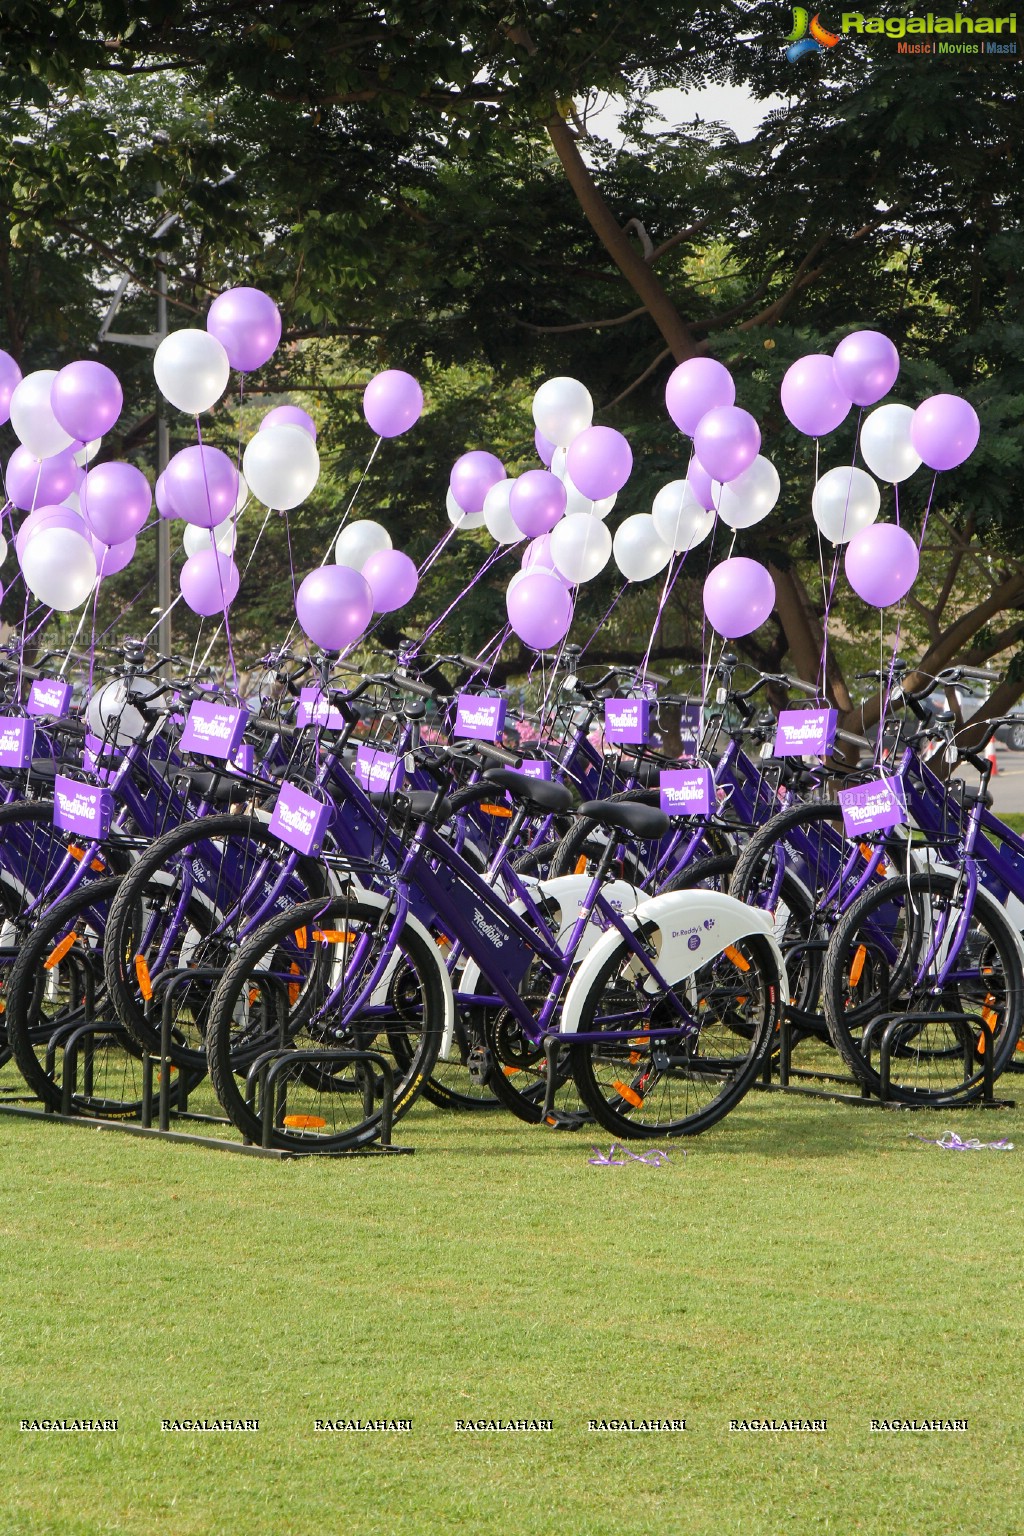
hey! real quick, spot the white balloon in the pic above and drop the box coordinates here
[613,514,672,582]
[446,487,486,530]
[550,446,568,481]
[9,371,74,459]
[532,377,594,448]
[61,492,83,516]
[716,455,781,530]
[812,465,881,545]
[87,677,161,747]
[483,479,523,544]
[21,527,97,610]
[562,471,616,520]
[652,481,715,552]
[73,437,102,468]
[336,518,392,569]
[242,424,320,511]
[183,519,237,558]
[0,533,6,567]
[549,513,612,584]
[859,403,922,484]
[154,329,230,416]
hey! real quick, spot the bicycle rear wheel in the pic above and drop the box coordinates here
[822,869,1024,1103]
[570,927,783,1136]
[205,892,444,1151]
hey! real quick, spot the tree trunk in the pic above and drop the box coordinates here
[545,113,699,365]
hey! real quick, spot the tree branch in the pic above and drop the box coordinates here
[512,305,648,335]
[602,347,672,410]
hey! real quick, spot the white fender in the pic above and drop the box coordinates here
[559,888,789,1036]
[451,876,643,1058]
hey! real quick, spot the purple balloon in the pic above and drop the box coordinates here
[566,426,633,502]
[162,445,239,529]
[506,571,573,651]
[363,370,423,438]
[521,534,552,571]
[50,360,123,441]
[845,524,920,608]
[155,470,176,521]
[6,445,82,511]
[362,548,418,613]
[703,557,776,639]
[780,355,852,437]
[910,394,980,472]
[450,452,506,516]
[509,470,567,537]
[80,462,152,545]
[180,549,241,617]
[686,455,717,511]
[0,348,22,427]
[693,407,761,484]
[534,427,556,467]
[93,534,136,577]
[665,358,736,436]
[16,506,84,562]
[260,404,317,440]
[296,565,374,650]
[206,287,282,372]
[832,331,899,408]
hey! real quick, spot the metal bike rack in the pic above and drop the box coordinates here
[0,964,413,1156]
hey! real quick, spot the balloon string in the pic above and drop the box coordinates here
[577,580,628,660]
[144,591,185,643]
[15,590,29,698]
[417,524,458,580]
[319,435,384,568]
[917,472,938,552]
[196,507,273,673]
[195,416,239,693]
[190,618,205,679]
[412,544,512,656]
[874,606,904,769]
[58,597,93,680]
[640,551,686,682]
[818,408,863,697]
[893,481,901,529]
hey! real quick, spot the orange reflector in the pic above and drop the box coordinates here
[612,1080,644,1108]
[849,944,867,988]
[134,954,153,1000]
[44,933,77,970]
[312,929,356,944]
[248,988,260,1006]
[294,927,307,950]
[628,1051,643,1065]
[68,844,85,862]
[502,1066,521,1077]
[435,934,452,949]
[283,1115,326,1129]
[574,856,589,876]
[628,1035,650,1047]
[288,961,301,1006]
[479,802,513,818]
[724,944,750,973]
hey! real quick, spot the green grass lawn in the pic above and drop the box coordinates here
[1,1076,1023,1536]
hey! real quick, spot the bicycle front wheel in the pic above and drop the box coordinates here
[205,892,444,1151]
[570,926,783,1137]
[822,870,1024,1104]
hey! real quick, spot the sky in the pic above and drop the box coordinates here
[587,83,787,144]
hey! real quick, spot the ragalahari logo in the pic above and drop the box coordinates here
[786,7,841,60]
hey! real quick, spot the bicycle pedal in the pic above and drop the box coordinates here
[542,1109,587,1131]
[467,1045,493,1087]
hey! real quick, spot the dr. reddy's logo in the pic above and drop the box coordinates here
[786,8,1018,60]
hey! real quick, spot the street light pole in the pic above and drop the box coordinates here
[155,254,171,661]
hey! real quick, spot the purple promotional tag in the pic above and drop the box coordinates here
[678,704,702,754]
[179,701,249,760]
[54,775,113,839]
[297,686,345,730]
[228,743,255,777]
[83,732,119,785]
[774,708,838,758]
[269,781,332,855]
[604,698,651,746]
[0,717,34,769]
[660,767,713,817]
[354,745,405,794]
[838,776,908,836]
[521,759,552,781]
[454,694,506,741]
[27,679,72,718]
